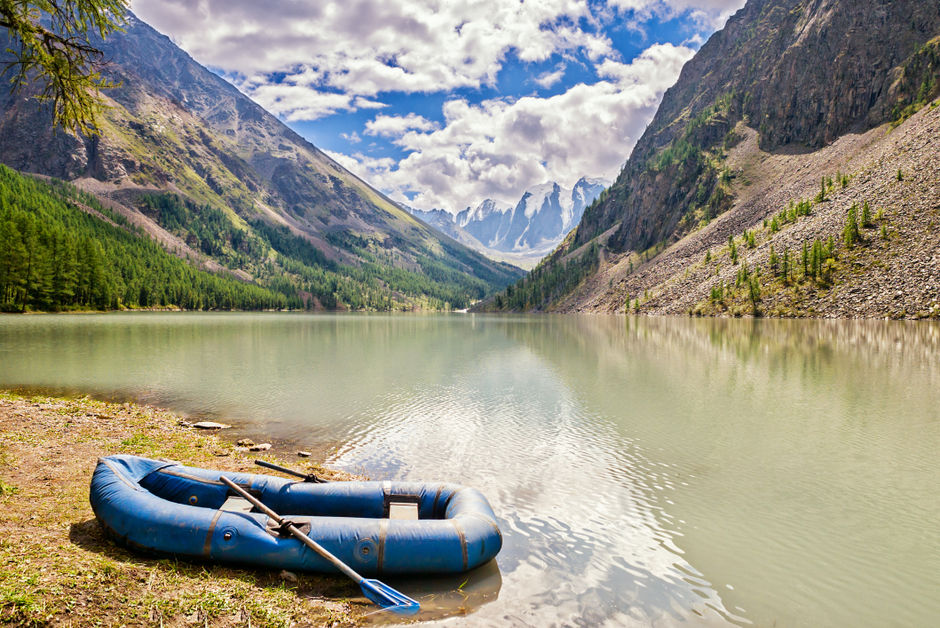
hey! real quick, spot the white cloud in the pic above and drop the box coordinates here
[127,1,739,211]
[335,43,695,213]
[340,131,361,143]
[245,83,355,121]
[365,113,439,138]
[353,97,388,110]
[606,0,745,30]
[534,66,566,89]
[132,0,615,119]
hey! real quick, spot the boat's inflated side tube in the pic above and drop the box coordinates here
[90,455,501,575]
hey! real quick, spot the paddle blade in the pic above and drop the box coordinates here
[360,578,420,615]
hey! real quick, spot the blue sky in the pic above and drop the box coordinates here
[131,0,745,213]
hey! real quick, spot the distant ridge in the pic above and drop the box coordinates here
[406,177,608,269]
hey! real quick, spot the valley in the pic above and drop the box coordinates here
[0,14,523,313]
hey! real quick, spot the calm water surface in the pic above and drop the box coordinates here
[1,313,938,627]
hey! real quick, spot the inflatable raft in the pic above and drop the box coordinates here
[90,455,502,575]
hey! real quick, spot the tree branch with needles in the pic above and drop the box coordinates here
[1,0,128,135]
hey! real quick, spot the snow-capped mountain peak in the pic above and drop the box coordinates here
[456,198,511,228]
[518,182,568,220]
[406,175,609,265]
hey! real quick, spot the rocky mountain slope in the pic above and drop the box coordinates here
[483,0,939,318]
[0,13,522,310]
[407,177,607,269]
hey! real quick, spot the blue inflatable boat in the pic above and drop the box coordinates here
[90,455,502,575]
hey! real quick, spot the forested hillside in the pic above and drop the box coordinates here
[0,167,510,312]
[0,166,288,311]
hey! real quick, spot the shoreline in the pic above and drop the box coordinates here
[5,305,938,321]
[0,390,366,626]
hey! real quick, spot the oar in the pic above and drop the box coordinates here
[219,476,419,615]
[255,459,327,483]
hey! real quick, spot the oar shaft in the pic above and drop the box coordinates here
[218,476,362,583]
[254,459,308,480]
[284,523,361,582]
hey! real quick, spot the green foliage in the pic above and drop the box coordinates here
[0,165,290,311]
[861,201,872,228]
[728,235,738,264]
[709,281,725,303]
[0,179,515,314]
[768,237,835,287]
[645,92,737,234]
[139,194,266,268]
[747,274,761,314]
[649,138,701,174]
[0,0,130,134]
[814,176,831,203]
[744,229,756,248]
[735,261,750,287]
[843,203,861,248]
[890,40,940,126]
[772,198,812,231]
[896,168,904,181]
[491,242,601,311]
[248,219,332,270]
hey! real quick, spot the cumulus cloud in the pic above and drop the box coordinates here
[339,43,694,213]
[365,113,439,137]
[132,0,615,118]
[534,66,567,89]
[607,0,745,30]
[128,1,739,212]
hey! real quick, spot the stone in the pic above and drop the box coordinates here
[297,451,312,457]
[191,421,231,430]
[236,438,255,447]
[249,443,271,452]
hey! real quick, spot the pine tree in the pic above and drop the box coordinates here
[843,203,860,248]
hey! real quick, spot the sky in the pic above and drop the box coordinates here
[130,0,746,214]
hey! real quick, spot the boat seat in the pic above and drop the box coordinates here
[220,495,254,513]
[388,501,419,520]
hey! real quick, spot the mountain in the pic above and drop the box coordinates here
[407,207,464,240]
[407,177,607,269]
[462,177,607,254]
[455,199,513,248]
[484,0,940,318]
[0,13,523,311]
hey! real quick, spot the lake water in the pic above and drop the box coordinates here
[1,312,938,627]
